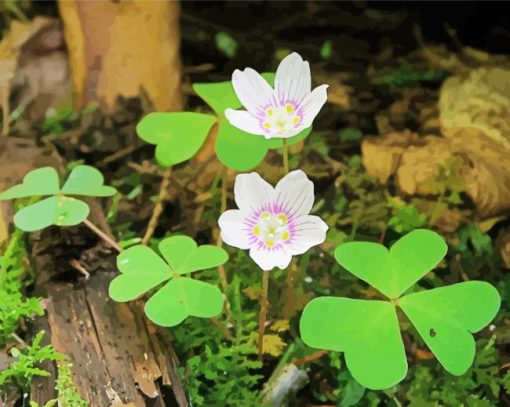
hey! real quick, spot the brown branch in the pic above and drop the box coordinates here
[83,219,122,252]
[293,350,330,366]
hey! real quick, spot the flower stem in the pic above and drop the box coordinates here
[83,219,122,252]
[217,168,236,328]
[282,138,289,175]
[258,270,270,361]
[142,166,173,245]
[283,260,297,318]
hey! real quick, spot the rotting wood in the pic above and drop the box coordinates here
[29,234,178,407]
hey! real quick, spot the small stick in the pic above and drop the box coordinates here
[293,349,329,366]
[258,271,270,361]
[70,259,90,280]
[10,332,27,348]
[142,167,173,245]
[83,219,122,252]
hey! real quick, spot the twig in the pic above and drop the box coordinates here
[293,349,329,366]
[258,271,270,361]
[208,318,234,341]
[142,167,173,245]
[10,332,27,348]
[83,219,122,252]
[70,259,90,280]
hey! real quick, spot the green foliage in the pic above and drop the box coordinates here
[455,223,500,273]
[52,361,88,407]
[136,112,217,167]
[215,31,238,58]
[320,40,333,60]
[109,235,228,327]
[184,341,263,407]
[387,199,427,234]
[339,128,362,143]
[0,331,64,390]
[215,120,311,171]
[0,166,116,231]
[373,64,449,88]
[300,230,501,389]
[0,230,43,347]
[406,336,504,406]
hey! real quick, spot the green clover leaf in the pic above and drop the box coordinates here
[13,196,90,232]
[335,229,447,299]
[145,277,223,327]
[136,112,216,167]
[109,235,228,327]
[300,229,501,390]
[0,167,60,199]
[399,281,500,375]
[193,73,313,171]
[300,297,407,390]
[60,165,117,196]
[0,166,117,231]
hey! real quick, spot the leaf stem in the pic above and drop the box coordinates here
[216,168,236,328]
[258,270,270,361]
[142,166,173,245]
[282,138,289,175]
[83,219,122,252]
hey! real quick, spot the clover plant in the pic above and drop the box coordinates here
[299,229,501,390]
[0,166,116,231]
[109,235,228,327]
[136,72,311,171]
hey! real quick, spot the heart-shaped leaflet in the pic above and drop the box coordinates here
[109,235,228,327]
[335,229,447,299]
[0,167,60,200]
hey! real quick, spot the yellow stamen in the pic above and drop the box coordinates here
[282,231,290,241]
[253,226,260,236]
[260,211,271,220]
[286,104,294,113]
[292,117,299,125]
[267,108,273,116]
[277,214,287,224]
[266,240,274,247]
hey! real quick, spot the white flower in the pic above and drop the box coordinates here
[225,52,328,139]
[218,170,328,271]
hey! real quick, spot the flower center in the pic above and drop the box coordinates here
[252,211,291,247]
[261,103,301,135]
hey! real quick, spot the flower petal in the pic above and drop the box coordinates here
[275,52,311,104]
[225,109,265,136]
[218,209,251,249]
[300,84,329,128]
[288,215,328,255]
[234,172,275,211]
[232,68,274,114]
[275,170,314,217]
[249,247,292,271]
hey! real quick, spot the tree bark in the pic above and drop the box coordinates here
[58,0,183,112]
